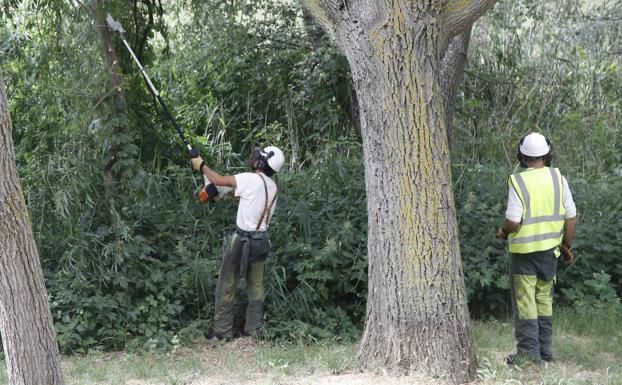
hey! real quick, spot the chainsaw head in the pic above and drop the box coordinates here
[105,14,125,34]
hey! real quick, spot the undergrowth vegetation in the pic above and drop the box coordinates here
[0,0,620,353]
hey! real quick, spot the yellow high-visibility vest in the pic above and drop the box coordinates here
[508,167,566,254]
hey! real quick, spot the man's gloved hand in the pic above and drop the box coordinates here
[191,156,204,172]
[188,148,200,159]
[497,226,508,240]
[560,242,575,266]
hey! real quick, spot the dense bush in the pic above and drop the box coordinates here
[39,163,229,352]
[42,151,622,352]
[263,142,367,341]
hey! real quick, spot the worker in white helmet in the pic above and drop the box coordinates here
[497,133,577,365]
[191,146,285,341]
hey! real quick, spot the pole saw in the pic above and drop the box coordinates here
[105,14,222,202]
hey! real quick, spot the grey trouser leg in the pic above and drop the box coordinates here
[213,234,241,338]
[539,316,554,358]
[514,319,540,358]
[244,261,265,335]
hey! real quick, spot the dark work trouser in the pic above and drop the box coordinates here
[509,248,557,360]
[213,232,266,338]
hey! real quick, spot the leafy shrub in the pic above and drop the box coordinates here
[556,178,622,302]
[454,165,511,317]
[560,272,622,313]
[263,142,367,341]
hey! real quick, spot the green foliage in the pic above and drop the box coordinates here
[560,272,622,313]
[454,165,511,317]
[562,178,622,297]
[2,0,362,352]
[43,165,225,353]
[161,0,356,158]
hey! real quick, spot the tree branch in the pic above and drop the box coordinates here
[300,0,344,39]
[445,0,498,39]
[73,0,96,16]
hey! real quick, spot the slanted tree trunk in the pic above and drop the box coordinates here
[0,71,64,385]
[91,0,130,192]
[302,1,497,383]
[441,28,471,148]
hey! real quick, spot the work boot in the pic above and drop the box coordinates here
[207,332,231,348]
[506,353,542,366]
[540,351,555,362]
[209,332,231,343]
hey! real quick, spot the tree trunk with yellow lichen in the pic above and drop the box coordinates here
[0,71,64,385]
[302,1,497,383]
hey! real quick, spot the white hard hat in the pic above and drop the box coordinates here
[262,146,284,173]
[519,133,550,157]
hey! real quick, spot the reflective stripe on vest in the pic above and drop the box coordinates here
[508,167,566,254]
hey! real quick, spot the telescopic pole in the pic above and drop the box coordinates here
[105,14,195,155]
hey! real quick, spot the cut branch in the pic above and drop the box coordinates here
[446,0,498,39]
[301,0,344,38]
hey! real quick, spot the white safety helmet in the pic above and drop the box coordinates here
[518,133,550,157]
[262,146,285,173]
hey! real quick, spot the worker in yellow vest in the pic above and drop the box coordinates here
[497,133,577,365]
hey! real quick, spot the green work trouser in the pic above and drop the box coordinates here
[213,232,266,338]
[509,248,557,360]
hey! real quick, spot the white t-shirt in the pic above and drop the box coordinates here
[505,171,576,223]
[234,172,278,232]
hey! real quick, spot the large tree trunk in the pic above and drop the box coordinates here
[303,1,497,383]
[0,71,64,384]
[346,10,476,383]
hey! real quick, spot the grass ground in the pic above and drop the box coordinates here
[0,309,619,385]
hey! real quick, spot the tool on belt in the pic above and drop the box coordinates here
[105,14,221,202]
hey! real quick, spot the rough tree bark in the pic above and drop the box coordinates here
[302,1,496,383]
[0,71,64,384]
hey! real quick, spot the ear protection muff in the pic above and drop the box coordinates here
[253,150,274,170]
[515,135,553,168]
[516,135,528,168]
[543,138,553,166]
